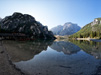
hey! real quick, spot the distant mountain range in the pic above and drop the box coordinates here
[70,18,101,38]
[51,22,81,36]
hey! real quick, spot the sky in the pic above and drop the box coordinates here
[0,0,101,29]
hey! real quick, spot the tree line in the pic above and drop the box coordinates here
[70,31,101,39]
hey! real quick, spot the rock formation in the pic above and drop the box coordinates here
[91,18,101,26]
[0,12,55,40]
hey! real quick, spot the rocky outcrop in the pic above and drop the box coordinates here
[91,18,101,26]
[91,18,101,32]
[51,22,81,36]
[0,12,55,40]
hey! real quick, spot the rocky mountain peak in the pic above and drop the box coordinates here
[51,22,81,36]
[64,22,72,24]
[91,18,101,26]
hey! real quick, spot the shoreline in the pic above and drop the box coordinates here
[76,38,101,42]
[0,40,24,75]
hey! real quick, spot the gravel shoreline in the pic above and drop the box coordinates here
[0,41,24,75]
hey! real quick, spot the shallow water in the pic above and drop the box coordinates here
[3,40,101,75]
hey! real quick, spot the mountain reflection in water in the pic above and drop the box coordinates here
[50,41,81,55]
[3,40,101,75]
[3,40,53,62]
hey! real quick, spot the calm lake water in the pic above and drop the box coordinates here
[3,40,101,75]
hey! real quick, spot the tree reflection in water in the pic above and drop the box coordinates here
[2,40,101,75]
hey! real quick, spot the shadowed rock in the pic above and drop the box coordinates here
[0,12,55,40]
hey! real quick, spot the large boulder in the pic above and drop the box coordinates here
[0,12,55,40]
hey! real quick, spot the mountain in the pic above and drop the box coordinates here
[51,22,81,36]
[0,12,55,40]
[69,18,101,38]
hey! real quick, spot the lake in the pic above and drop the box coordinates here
[3,40,101,75]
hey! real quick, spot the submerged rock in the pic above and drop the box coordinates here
[0,12,55,40]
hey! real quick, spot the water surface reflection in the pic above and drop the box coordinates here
[3,40,101,75]
[70,40,101,59]
[50,41,81,55]
[3,40,53,62]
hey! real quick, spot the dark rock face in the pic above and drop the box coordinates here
[0,12,55,39]
[0,17,2,21]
